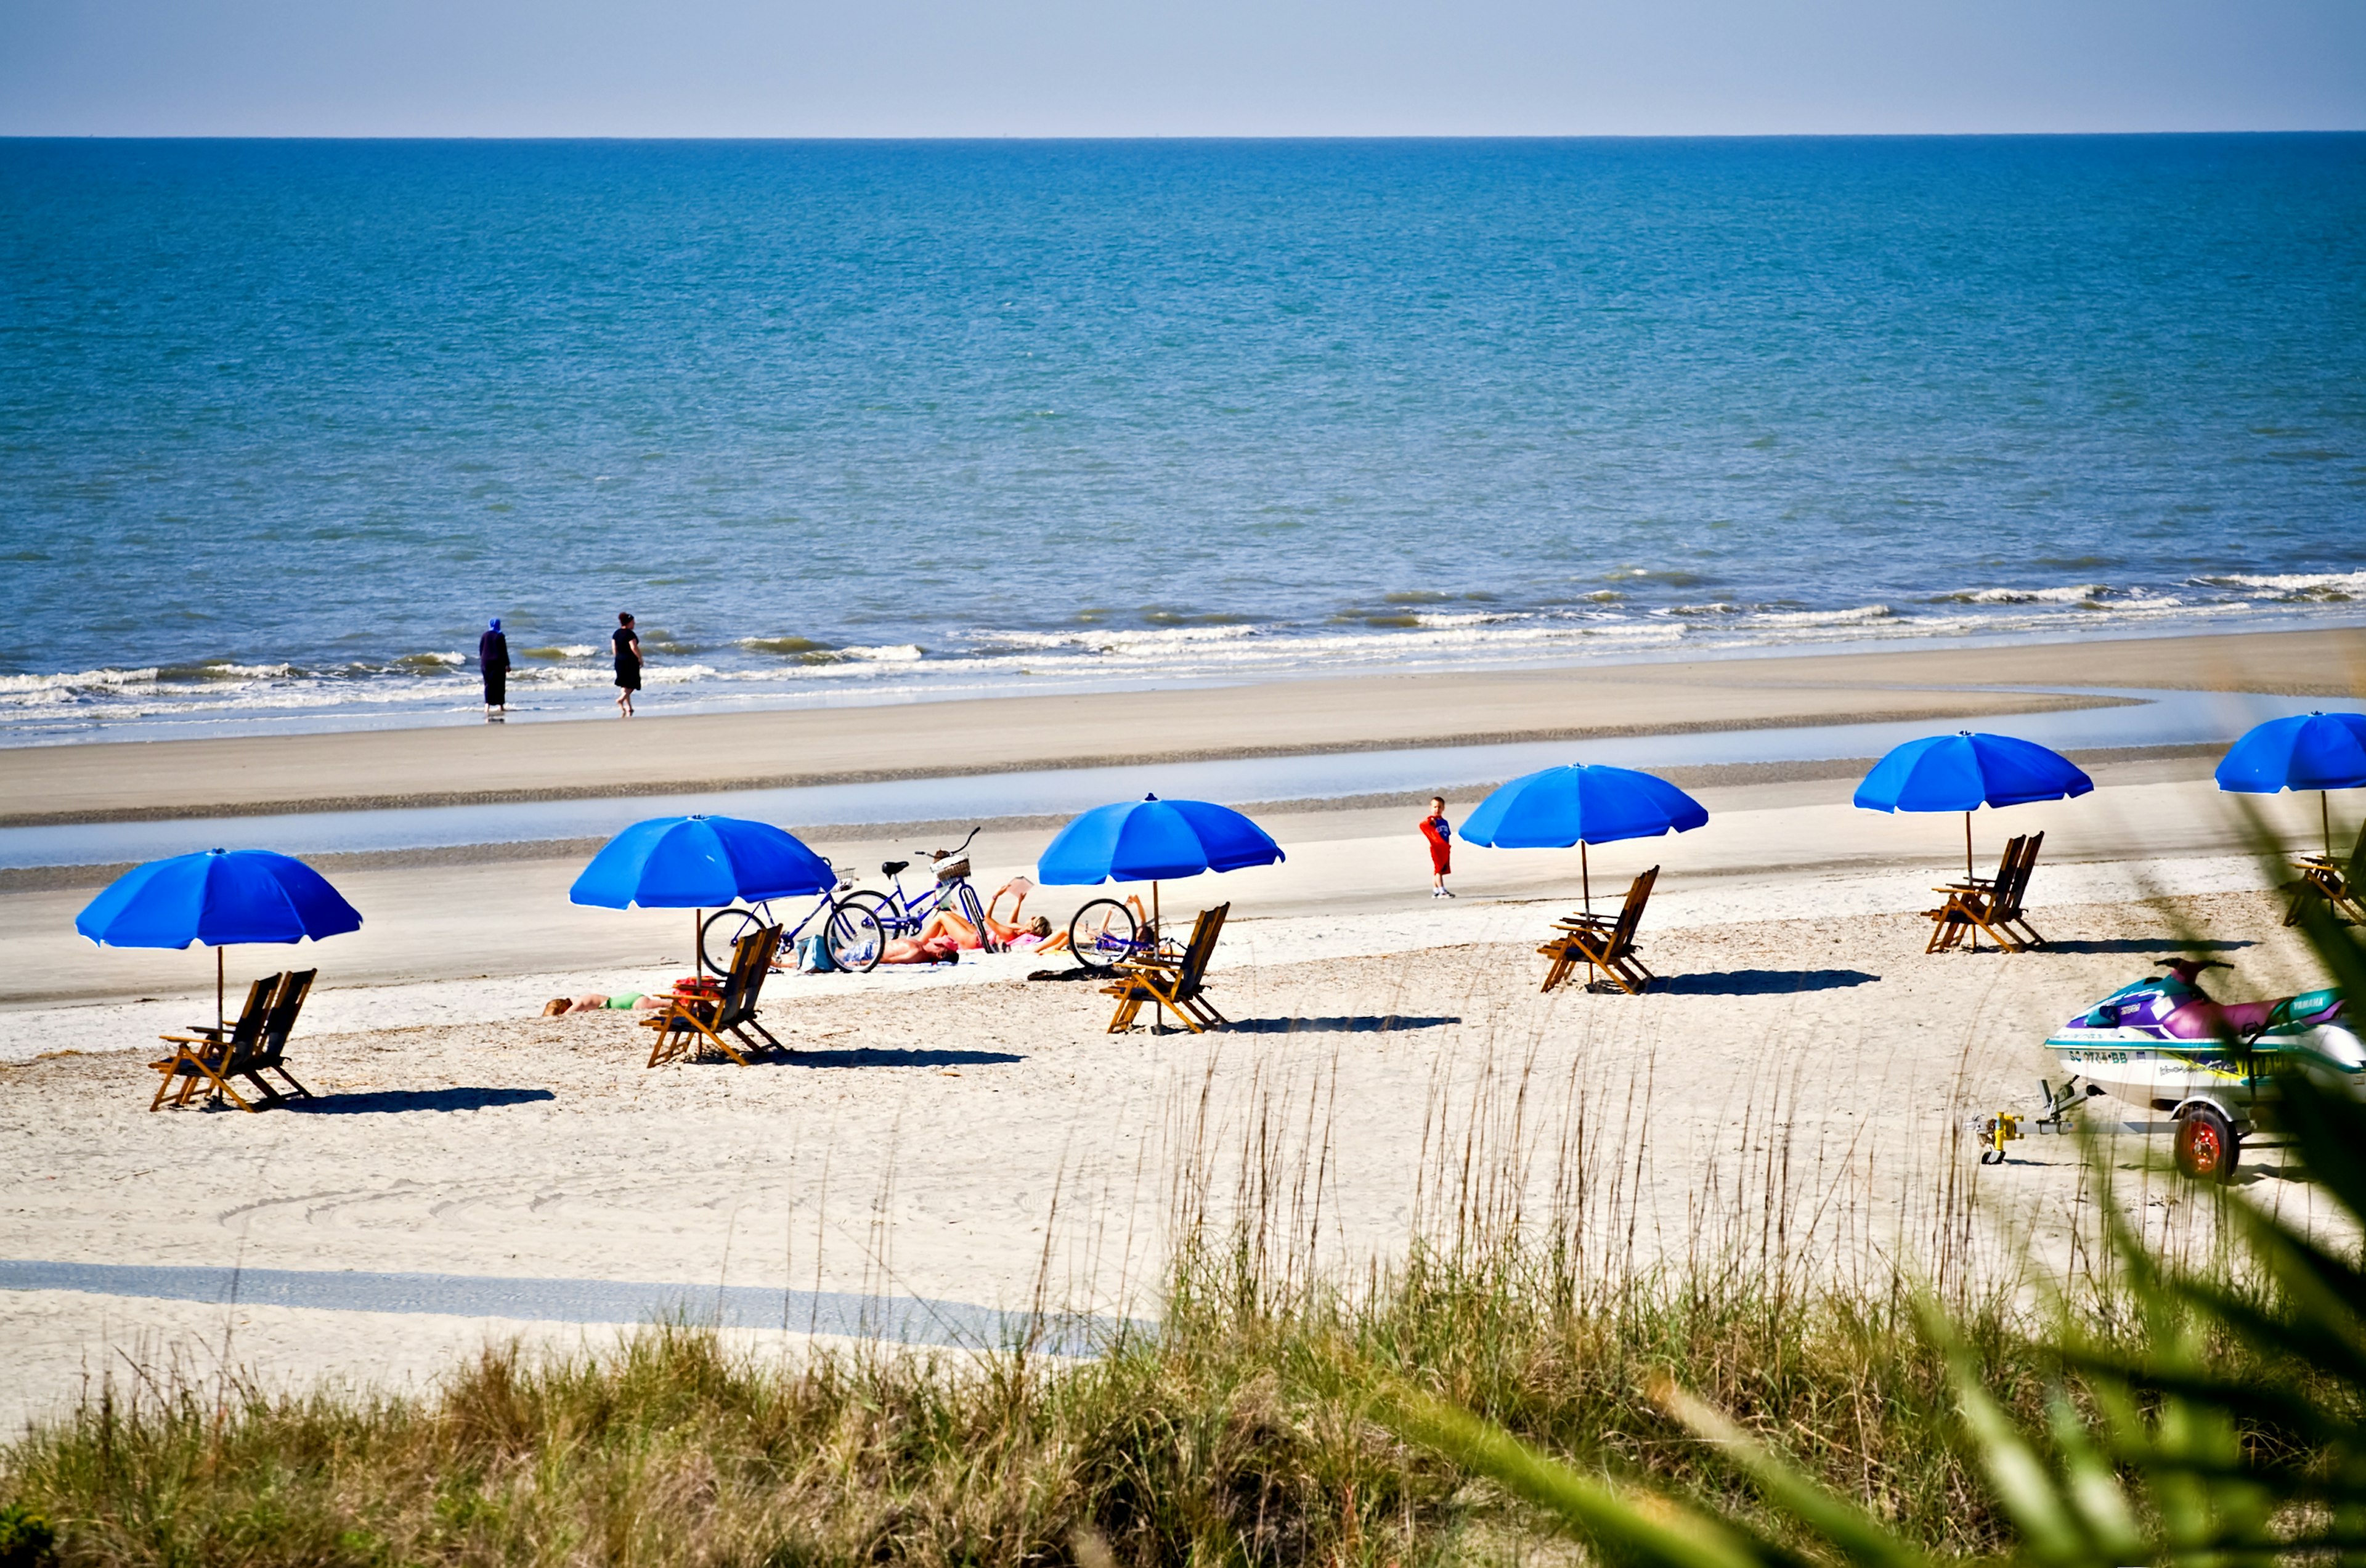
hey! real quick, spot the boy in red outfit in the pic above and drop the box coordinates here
[1420,797,1454,898]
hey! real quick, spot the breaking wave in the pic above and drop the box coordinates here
[2189,571,2366,602]
[2,570,2360,741]
[1935,585,2109,605]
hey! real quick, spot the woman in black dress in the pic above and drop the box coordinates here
[612,612,642,717]
[478,617,510,717]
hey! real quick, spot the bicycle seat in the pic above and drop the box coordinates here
[881,859,909,877]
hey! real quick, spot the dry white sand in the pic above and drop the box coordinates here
[3,877,2345,1436]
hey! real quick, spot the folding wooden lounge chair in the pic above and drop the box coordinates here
[1925,839,1999,953]
[2285,822,2366,927]
[1104,904,1229,1033]
[1538,867,1659,995]
[1925,833,2046,953]
[150,972,282,1111]
[1925,835,2022,953]
[1990,831,2048,948]
[233,969,317,1105]
[641,924,789,1066]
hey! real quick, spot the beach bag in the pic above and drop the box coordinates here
[799,933,838,973]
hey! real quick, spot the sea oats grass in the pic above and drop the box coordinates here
[1,1220,2227,1567]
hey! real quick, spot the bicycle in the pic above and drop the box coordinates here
[1065,892,1163,970]
[697,861,881,976]
[829,827,1000,973]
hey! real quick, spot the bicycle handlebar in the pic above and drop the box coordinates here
[921,825,983,861]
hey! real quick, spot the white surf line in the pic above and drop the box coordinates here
[0,1260,1137,1357]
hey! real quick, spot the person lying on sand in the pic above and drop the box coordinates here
[540,993,668,1015]
[914,901,1063,953]
[879,915,966,965]
[985,877,1069,950]
[875,902,1064,964]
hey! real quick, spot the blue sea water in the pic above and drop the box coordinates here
[2,136,2362,742]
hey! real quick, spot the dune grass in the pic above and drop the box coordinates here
[0,1055,2245,1568]
[0,1245,2079,1567]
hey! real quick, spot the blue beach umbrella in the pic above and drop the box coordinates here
[1458,763,1709,911]
[75,847,364,1029]
[2214,710,2366,856]
[1853,731,2094,879]
[1038,794,1285,925]
[571,813,835,954]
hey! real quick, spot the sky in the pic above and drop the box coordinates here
[1,0,2360,137]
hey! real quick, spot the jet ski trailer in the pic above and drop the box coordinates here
[2042,958,2362,1182]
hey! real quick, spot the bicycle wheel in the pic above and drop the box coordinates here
[700,907,765,975]
[1067,898,1137,970]
[826,895,887,973]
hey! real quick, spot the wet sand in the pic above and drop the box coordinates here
[7,625,2361,827]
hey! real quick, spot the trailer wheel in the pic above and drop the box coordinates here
[2173,1104,2240,1184]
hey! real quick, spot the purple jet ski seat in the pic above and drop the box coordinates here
[2161,989,2344,1041]
[2161,1000,2272,1039]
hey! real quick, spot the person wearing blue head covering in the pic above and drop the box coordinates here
[478,617,510,717]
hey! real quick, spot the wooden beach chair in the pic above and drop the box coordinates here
[150,972,282,1111]
[1538,867,1659,995]
[1991,831,2048,947]
[233,969,317,1105]
[1925,834,2020,953]
[641,924,789,1066]
[2285,822,2366,928]
[1104,904,1229,1033]
[1925,833,2046,953]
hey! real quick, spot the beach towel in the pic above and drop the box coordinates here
[1420,814,1452,874]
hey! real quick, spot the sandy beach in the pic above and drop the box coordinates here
[3,625,2362,1436]
[7,626,2362,827]
[1,885,2346,1436]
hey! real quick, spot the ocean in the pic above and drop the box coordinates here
[2,135,2361,743]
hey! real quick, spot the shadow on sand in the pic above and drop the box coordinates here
[786,1047,1026,1070]
[1656,969,1880,996]
[290,1087,557,1115]
[2032,937,2254,956]
[1226,1015,1461,1034]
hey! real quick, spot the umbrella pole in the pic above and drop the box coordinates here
[1965,811,1974,882]
[2324,792,2333,859]
[1581,845,1595,987]
[694,909,701,971]
[217,948,225,1034]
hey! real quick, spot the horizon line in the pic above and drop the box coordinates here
[6,128,2365,143]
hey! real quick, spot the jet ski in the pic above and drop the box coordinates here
[2043,958,2361,1181]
